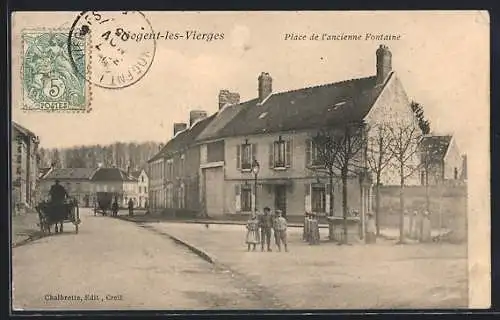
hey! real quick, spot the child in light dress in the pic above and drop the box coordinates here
[245,214,260,251]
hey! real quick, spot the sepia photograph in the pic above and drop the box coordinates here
[10,11,490,311]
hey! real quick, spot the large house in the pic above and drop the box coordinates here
[12,122,40,213]
[195,45,420,218]
[148,111,215,214]
[148,45,422,218]
[39,167,96,206]
[420,134,465,185]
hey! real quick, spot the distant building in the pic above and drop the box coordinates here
[131,169,149,208]
[40,167,96,206]
[420,135,465,185]
[90,167,138,208]
[12,122,40,213]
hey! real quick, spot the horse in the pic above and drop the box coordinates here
[35,200,72,234]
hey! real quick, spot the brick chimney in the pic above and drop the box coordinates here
[258,72,272,103]
[218,90,240,110]
[376,44,392,85]
[173,123,187,136]
[189,110,208,126]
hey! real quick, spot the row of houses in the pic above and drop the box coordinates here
[38,166,149,208]
[147,44,466,218]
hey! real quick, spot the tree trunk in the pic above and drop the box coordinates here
[329,173,334,217]
[399,163,405,243]
[342,168,348,244]
[375,173,381,236]
[425,168,430,212]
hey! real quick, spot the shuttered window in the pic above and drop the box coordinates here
[272,137,292,169]
[237,142,256,171]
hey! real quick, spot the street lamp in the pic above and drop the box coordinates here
[252,159,260,214]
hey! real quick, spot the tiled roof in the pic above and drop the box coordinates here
[420,135,453,162]
[130,170,142,179]
[148,114,216,163]
[196,99,257,142]
[212,75,384,138]
[13,121,37,138]
[91,167,135,182]
[43,168,95,180]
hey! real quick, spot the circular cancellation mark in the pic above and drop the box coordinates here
[68,11,156,90]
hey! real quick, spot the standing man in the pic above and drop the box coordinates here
[49,179,68,205]
[259,207,273,252]
[128,198,134,216]
[275,210,288,252]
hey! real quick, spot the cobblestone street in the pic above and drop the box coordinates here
[12,209,273,310]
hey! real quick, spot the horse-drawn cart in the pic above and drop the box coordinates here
[94,192,114,216]
[36,198,80,234]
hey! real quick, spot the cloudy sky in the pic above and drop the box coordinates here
[12,11,489,156]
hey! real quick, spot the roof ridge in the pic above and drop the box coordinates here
[268,75,376,98]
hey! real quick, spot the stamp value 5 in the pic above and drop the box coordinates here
[21,29,92,112]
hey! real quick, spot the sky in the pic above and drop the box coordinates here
[11,11,489,156]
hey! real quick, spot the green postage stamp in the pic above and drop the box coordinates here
[21,29,92,112]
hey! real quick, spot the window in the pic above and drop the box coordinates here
[237,142,256,171]
[139,186,142,193]
[178,184,185,209]
[141,176,144,183]
[270,137,291,169]
[180,154,185,176]
[241,184,252,212]
[167,161,174,180]
[311,184,326,213]
[144,187,147,193]
[306,140,324,167]
[274,140,286,168]
[16,155,22,164]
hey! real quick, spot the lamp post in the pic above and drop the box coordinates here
[252,159,260,215]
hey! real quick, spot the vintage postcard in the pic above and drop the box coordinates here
[10,11,490,311]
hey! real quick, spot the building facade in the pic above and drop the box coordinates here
[12,122,40,213]
[147,112,215,215]
[39,168,96,206]
[131,169,149,208]
[420,135,465,185]
[195,45,421,218]
[90,167,138,208]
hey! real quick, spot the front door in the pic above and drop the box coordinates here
[274,185,287,217]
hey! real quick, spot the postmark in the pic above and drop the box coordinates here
[68,11,156,89]
[21,28,92,113]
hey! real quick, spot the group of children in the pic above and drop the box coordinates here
[245,207,288,252]
[403,210,432,242]
[303,212,321,245]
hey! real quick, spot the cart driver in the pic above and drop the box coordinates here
[49,179,69,205]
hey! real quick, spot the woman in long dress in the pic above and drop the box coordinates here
[245,214,260,251]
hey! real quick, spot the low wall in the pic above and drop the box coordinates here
[377,184,467,242]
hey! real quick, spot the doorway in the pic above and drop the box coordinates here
[274,185,287,217]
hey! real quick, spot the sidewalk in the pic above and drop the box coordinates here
[143,222,468,309]
[11,211,43,247]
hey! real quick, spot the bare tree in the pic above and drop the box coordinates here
[366,123,395,236]
[312,121,367,244]
[387,123,423,243]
